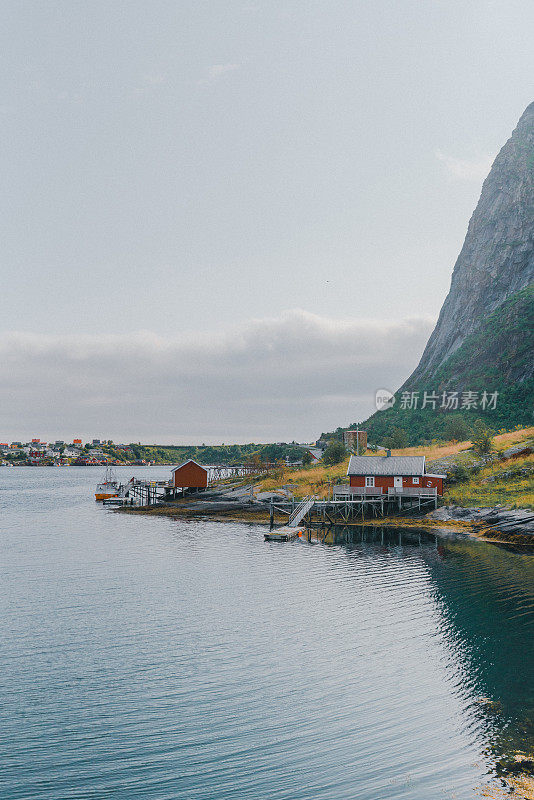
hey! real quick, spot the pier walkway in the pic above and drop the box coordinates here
[269,490,438,529]
[288,496,316,527]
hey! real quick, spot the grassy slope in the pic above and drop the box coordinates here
[446,453,533,510]
[248,427,534,508]
[389,427,534,458]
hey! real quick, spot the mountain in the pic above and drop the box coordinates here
[360,286,533,445]
[411,100,534,382]
[327,103,534,446]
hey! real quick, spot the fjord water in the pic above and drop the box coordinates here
[1,469,533,800]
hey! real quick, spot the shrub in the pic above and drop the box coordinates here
[471,419,495,456]
[444,415,471,442]
[383,427,409,449]
[302,451,313,467]
[451,464,470,483]
[323,441,347,465]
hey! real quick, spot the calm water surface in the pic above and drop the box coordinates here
[1,467,533,799]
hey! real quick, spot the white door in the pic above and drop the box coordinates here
[394,476,403,490]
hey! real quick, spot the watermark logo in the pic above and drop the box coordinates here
[399,390,498,411]
[374,388,498,412]
[375,389,396,411]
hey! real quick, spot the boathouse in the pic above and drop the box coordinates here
[171,459,209,490]
[346,455,445,496]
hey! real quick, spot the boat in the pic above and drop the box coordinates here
[95,466,120,501]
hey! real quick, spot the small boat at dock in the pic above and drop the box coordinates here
[95,467,120,501]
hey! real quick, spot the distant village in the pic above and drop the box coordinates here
[0,438,153,466]
[0,435,336,467]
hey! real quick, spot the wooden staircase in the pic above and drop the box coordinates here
[288,495,316,527]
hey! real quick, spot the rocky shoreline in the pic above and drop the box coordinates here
[119,487,534,544]
[427,505,534,541]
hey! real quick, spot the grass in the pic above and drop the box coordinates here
[253,461,350,500]
[445,453,534,510]
[388,426,534,460]
[243,426,534,508]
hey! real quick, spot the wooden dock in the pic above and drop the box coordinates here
[264,526,304,542]
[268,491,438,529]
[107,462,277,507]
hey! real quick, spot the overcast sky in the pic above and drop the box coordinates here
[1,1,532,443]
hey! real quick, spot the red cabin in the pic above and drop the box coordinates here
[346,455,445,496]
[171,459,209,490]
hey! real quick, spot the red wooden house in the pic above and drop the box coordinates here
[346,455,445,496]
[171,459,209,490]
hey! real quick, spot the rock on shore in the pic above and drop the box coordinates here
[427,506,534,536]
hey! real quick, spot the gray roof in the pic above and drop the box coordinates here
[347,455,426,476]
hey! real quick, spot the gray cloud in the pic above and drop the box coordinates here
[0,310,433,443]
[435,149,496,182]
[205,63,241,82]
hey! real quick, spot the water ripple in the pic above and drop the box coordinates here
[0,468,532,799]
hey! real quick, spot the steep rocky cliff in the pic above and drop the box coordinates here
[358,286,533,445]
[410,101,534,382]
[328,103,534,445]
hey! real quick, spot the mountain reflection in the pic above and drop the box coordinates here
[325,525,534,773]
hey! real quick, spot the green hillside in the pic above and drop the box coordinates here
[102,441,308,465]
[328,286,533,446]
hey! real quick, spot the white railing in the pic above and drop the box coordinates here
[333,485,383,497]
[333,485,438,498]
[118,478,135,497]
[387,486,437,497]
[132,478,171,487]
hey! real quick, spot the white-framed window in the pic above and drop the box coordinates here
[413,477,420,484]
[365,476,375,487]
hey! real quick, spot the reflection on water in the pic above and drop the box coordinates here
[0,469,533,799]
[323,525,534,770]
